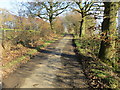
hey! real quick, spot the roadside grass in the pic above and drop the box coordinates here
[2,49,38,69]
[36,40,56,51]
[2,34,62,78]
[2,43,47,70]
[2,56,27,69]
[74,35,120,89]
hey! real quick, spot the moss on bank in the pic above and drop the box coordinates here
[74,36,120,89]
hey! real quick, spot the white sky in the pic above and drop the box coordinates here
[0,0,119,28]
[0,0,31,9]
[0,1,12,9]
[0,0,29,2]
[0,0,31,14]
[0,0,16,10]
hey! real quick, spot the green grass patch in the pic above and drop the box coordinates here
[91,69,109,78]
[61,33,66,36]
[3,49,38,69]
[104,76,119,89]
[27,49,38,55]
[3,56,27,69]
[45,40,55,43]
[36,45,44,51]
[75,40,81,47]
[36,40,55,51]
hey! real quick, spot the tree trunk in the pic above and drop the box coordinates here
[99,2,118,62]
[118,5,120,38]
[49,18,55,33]
[1,28,5,49]
[50,21,53,31]
[79,16,86,37]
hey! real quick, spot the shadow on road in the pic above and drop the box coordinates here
[3,35,88,88]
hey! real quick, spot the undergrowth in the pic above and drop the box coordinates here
[74,35,120,89]
[2,31,62,78]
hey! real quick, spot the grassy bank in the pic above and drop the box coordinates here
[74,35,120,89]
[2,34,61,79]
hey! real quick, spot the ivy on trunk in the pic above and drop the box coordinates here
[99,2,118,65]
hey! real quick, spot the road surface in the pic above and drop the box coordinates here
[3,35,88,88]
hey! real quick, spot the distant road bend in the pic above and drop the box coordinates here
[3,35,88,88]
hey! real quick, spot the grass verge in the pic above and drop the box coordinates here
[2,35,62,78]
[74,36,120,89]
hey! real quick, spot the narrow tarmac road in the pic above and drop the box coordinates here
[3,35,88,88]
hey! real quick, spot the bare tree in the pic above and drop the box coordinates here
[23,0,69,33]
[71,0,100,37]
